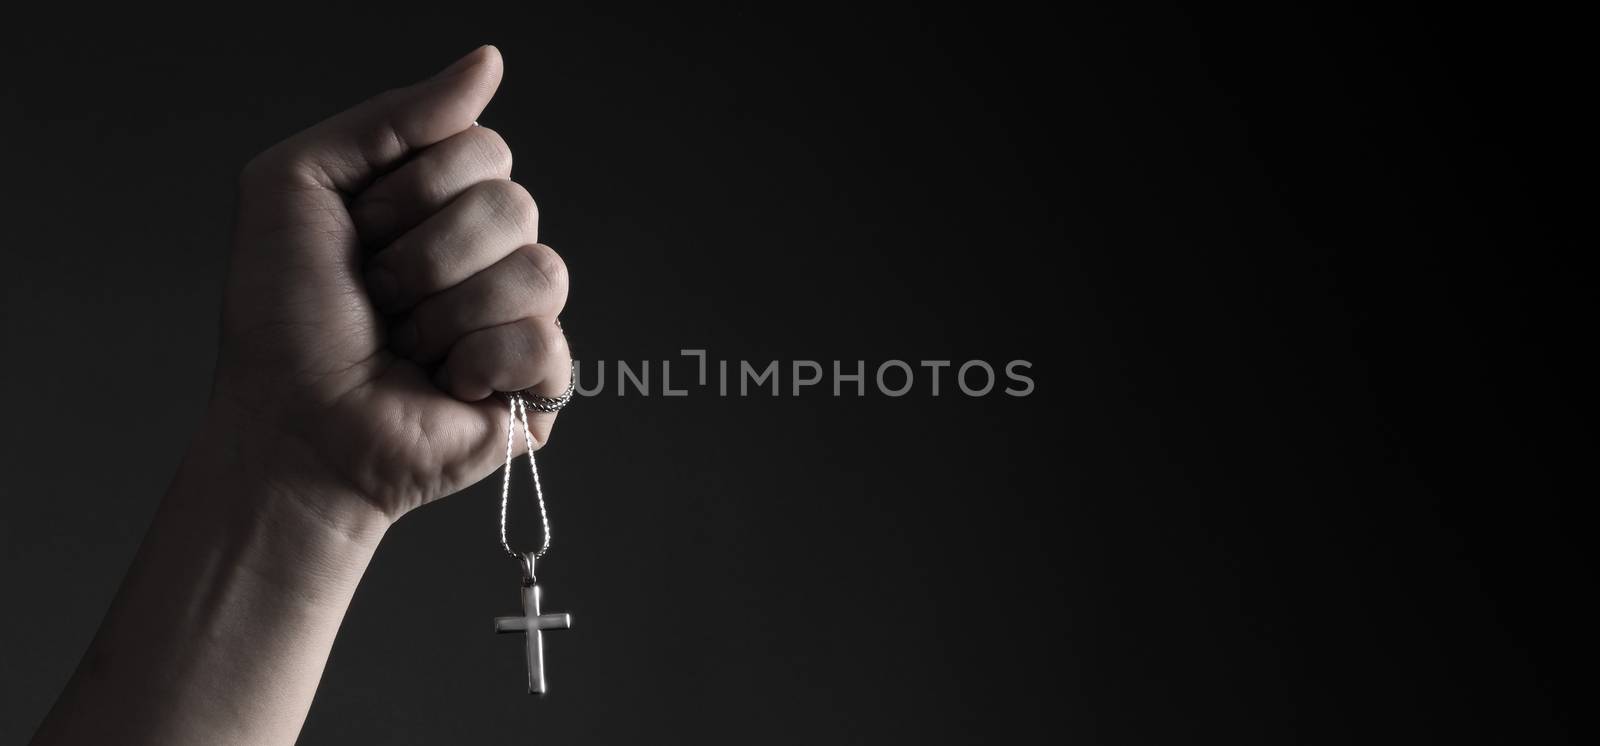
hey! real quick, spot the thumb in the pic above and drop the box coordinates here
[243,45,503,194]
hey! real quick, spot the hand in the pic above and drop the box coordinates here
[213,46,570,525]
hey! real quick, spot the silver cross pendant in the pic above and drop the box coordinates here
[494,552,573,694]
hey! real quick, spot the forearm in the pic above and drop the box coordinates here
[31,412,389,746]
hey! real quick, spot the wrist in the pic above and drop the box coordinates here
[195,391,397,536]
[172,405,392,597]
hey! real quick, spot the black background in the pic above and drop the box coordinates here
[1,3,1589,744]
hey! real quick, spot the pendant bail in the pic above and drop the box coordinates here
[521,551,538,586]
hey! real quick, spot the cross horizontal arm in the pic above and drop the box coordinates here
[495,616,529,633]
[532,613,572,630]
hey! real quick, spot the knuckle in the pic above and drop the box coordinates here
[511,244,570,304]
[540,322,572,363]
[511,318,552,360]
[503,319,565,374]
[467,127,514,176]
[479,179,538,235]
[518,315,565,354]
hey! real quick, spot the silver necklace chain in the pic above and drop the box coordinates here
[500,393,551,579]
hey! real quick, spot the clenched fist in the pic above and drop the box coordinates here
[216,45,569,524]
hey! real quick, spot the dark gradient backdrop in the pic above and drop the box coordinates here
[1,4,1588,744]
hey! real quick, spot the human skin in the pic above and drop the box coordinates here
[30,45,570,745]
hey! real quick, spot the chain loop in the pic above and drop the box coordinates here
[500,393,552,578]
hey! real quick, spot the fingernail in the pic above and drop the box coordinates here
[391,318,419,357]
[365,267,399,310]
